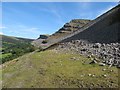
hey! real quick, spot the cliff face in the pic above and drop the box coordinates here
[61,5,120,43]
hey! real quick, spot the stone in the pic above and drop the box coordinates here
[89,60,97,64]
[88,74,92,76]
[81,48,87,51]
[92,74,95,77]
[70,57,76,60]
[102,69,106,71]
[110,70,113,72]
[93,43,101,48]
[99,63,106,66]
[102,74,107,77]
[87,55,92,58]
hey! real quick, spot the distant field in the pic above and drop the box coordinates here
[2,49,118,88]
[0,35,35,64]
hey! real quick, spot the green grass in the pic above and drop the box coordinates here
[2,50,119,88]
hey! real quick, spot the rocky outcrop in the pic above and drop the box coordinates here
[56,19,91,34]
[32,34,49,47]
[38,35,49,39]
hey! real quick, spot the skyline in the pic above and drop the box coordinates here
[1,2,118,39]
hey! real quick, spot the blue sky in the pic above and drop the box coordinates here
[1,2,117,39]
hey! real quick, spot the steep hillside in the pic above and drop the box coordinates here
[0,35,35,64]
[61,4,120,43]
[41,4,120,49]
[46,19,91,44]
[32,19,91,47]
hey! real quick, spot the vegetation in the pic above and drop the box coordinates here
[42,40,48,44]
[2,50,118,88]
[0,35,35,64]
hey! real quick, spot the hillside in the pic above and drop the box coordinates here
[1,4,120,89]
[38,4,120,49]
[2,49,118,88]
[32,19,91,47]
[1,34,33,44]
[0,34,35,64]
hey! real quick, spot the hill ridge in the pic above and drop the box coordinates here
[44,4,120,49]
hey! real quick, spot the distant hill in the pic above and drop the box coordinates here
[1,34,34,44]
[0,34,35,64]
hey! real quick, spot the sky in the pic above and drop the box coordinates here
[1,2,118,39]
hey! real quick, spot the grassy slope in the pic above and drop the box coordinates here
[2,49,118,88]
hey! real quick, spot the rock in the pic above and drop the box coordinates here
[38,34,49,39]
[102,69,106,71]
[110,70,113,72]
[87,55,92,58]
[70,57,76,60]
[81,48,87,51]
[89,60,97,64]
[88,74,92,76]
[99,63,106,66]
[92,74,95,77]
[102,74,107,77]
[93,43,101,48]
